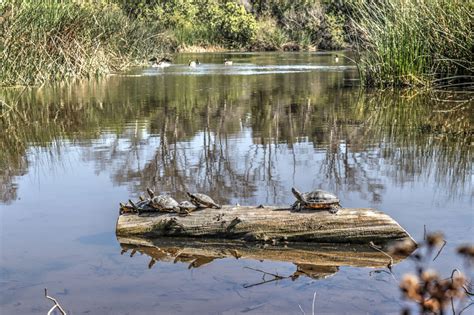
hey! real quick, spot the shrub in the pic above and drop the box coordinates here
[252,17,288,51]
[209,2,257,47]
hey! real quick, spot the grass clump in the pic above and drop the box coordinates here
[351,0,474,87]
[0,0,168,86]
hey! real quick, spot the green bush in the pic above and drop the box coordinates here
[208,2,257,47]
[252,17,288,50]
[319,13,345,50]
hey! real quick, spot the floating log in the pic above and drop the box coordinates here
[116,206,415,245]
[117,236,413,280]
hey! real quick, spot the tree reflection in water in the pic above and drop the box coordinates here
[0,68,471,205]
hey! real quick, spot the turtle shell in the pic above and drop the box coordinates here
[292,188,340,210]
[301,190,339,209]
[150,195,179,211]
[178,200,197,212]
[187,192,221,209]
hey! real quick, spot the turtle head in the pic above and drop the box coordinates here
[291,187,304,201]
[146,187,155,198]
[186,192,197,202]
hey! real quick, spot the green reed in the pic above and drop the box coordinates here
[0,1,167,86]
[351,0,473,87]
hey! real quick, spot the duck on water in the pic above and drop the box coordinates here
[189,59,200,67]
[150,57,172,68]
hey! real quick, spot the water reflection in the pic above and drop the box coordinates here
[0,52,472,314]
[117,236,411,285]
[0,70,471,205]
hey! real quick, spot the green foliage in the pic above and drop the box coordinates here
[252,17,289,50]
[210,2,257,47]
[352,0,474,87]
[249,0,347,50]
[320,13,345,49]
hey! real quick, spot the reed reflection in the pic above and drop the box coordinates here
[0,66,471,205]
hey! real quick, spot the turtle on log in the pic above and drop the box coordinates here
[291,187,341,214]
[187,192,221,209]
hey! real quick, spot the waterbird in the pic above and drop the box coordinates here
[189,59,200,67]
[224,58,233,66]
[150,57,172,68]
[334,54,339,63]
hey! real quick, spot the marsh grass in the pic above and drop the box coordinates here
[0,1,168,86]
[351,0,474,87]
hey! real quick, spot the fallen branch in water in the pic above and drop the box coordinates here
[44,288,67,315]
[432,239,447,261]
[243,266,289,288]
[369,241,394,271]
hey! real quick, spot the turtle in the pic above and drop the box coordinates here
[177,200,197,216]
[187,192,221,209]
[149,194,180,212]
[291,187,341,214]
[119,202,136,214]
[124,199,156,214]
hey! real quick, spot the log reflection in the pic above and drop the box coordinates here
[117,236,413,283]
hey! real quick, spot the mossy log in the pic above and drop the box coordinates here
[116,206,414,245]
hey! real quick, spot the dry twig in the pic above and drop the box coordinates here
[44,288,67,315]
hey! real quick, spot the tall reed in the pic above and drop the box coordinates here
[351,0,473,87]
[0,1,168,86]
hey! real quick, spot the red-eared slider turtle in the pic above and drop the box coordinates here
[121,199,156,214]
[150,194,180,212]
[291,187,341,214]
[187,192,221,209]
[177,201,197,216]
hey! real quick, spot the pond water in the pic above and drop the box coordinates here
[0,52,472,314]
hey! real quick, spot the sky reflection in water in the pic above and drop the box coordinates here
[0,52,472,314]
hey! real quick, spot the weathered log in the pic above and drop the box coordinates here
[117,236,413,280]
[116,206,414,245]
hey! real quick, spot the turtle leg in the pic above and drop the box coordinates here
[329,205,340,214]
[213,203,222,209]
[178,209,190,217]
[292,201,301,212]
[128,199,140,214]
[174,207,189,216]
[189,199,201,207]
[119,202,127,214]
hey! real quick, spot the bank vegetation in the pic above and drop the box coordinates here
[0,0,472,87]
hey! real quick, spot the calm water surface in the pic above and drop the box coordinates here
[0,53,472,314]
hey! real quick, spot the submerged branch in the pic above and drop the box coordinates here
[44,288,67,315]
